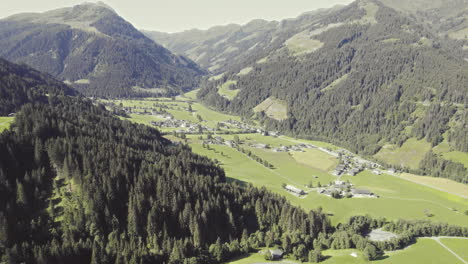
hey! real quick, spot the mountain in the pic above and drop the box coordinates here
[195,0,468,181]
[0,2,205,97]
[143,5,344,73]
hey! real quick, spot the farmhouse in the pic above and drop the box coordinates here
[251,143,268,149]
[332,164,346,176]
[348,167,362,176]
[285,185,306,195]
[351,189,378,198]
[372,169,382,175]
[269,249,284,260]
[225,140,236,147]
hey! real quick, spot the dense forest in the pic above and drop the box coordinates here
[198,0,468,183]
[0,3,204,97]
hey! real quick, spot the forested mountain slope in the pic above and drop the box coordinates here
[143,5,344,73]
[197,0,468,182]
[0,2,204,97]
[0,58,334,263]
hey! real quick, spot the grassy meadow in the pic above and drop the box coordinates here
[0,116,14,132]
[226,238,467,264]
[374,138,432,170]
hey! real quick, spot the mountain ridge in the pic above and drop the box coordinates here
[0,2,205,97]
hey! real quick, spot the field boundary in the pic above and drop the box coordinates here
[388,173,468,199]
[431,237,468,264]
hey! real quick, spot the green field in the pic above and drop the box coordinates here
[226,238,467,264]
[0,116,14,132]
[105,97,242,131]
[374,138,432,169]
[218,80,239,100]
[113,97,468,226]
[188,135,468,226]
[438,238,468,262]
[442,151,468,169]
[291,148,338,172]
[377,238,465,264]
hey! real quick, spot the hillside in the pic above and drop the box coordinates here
[0,58,77,115]
[378,0,468,46]
[0,2,204,97]
[196,0,468,182]
[143,5,344,73]
[0,58,335,263]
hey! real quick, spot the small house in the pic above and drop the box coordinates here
[351,189,377,198]
[8,113,15,117]
[285,185,306,195]
[269,249,284,260]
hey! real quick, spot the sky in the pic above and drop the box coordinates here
[0,0,354,33]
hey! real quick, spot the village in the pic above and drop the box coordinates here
[101,98,397,202]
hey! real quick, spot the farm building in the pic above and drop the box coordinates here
[351,189,378,198]
[269,249,284,260]
[225,140,236,147]
[8,113,15,117]
[372,169,382,175]
[332,164,346,176]
[251,143,268,149]
[285,185,306,195]
[348,167,362,176]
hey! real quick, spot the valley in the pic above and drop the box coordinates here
[100,93,468,263]
[0,0,467,263]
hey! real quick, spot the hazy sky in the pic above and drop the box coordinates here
[0,0,354,33]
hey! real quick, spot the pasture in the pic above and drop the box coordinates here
[188,134,468,226]
[0,116,14,132]
[438,238,468,262]
[226,238,468,264]
[374,138,432,169]
[218,80,239,100]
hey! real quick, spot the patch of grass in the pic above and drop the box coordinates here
[377,238,465,264]
[374,138,432,169]
[439,238,468,262]
[218,80,239,100]
[253,97,288,120]
[399,173,468,198]
[237,67,253,76]
[286,31,324,56]
[321,249,366,264]
[321,74,349,92]
[120,113,164,126]
[0,116,14,132]
[189,135,468,226]
[441,151,468,169]
[291,148,339,172]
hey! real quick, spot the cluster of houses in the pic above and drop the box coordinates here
[220,119,257,132]
[331,148,386,176]
[150,119,214,133]
[203,137,237,148]
[271,143,315,153]
[318,180,378,198]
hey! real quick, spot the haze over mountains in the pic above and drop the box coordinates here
[0,2,204,97]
